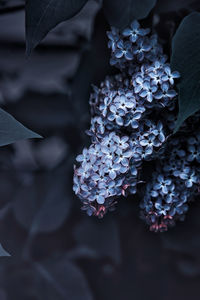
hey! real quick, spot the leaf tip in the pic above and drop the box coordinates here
[25,44,33,58]
[29,132,43,139]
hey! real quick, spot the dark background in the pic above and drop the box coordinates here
[0,0,200,299]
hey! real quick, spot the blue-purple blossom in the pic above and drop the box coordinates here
[114,40,133,60]
[122,20,150,43]
[73,132,140,211]
[162,66,180,85]
[133,38,152,61]
[73,19,189,230]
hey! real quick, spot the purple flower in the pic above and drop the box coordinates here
[155,83,177,100]
[139,81,157,102]
[114,40,133,60]
[107,27,120,51]
[108,104,125,126]
[162,66,180,85]
[153,175,172,194]
[133,38,151,61]
[122,20,150,43]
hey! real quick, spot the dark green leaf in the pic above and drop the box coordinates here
[103,0,156,29]
[34,258,93,300]
[74,217,121,264]
[171,12,200,132]
[70,11,111,121]
[25,0,88,55]
[13,164,71,234]
[4,257,92,300]
[0,243,10,257]
[155,0,197,13]
[0,108,41,147]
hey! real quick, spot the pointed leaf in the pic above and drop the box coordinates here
[34,258,93,300]
[155,0,197,13]
[0,108,41,147]
[13,164,71,234]
[4,257,93,300]
[25,0,88,55]
[171,12,200,132]
[74,217,121,264]
[0,244,10,257]
[103,0,156,29]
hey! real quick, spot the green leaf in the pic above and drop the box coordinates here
[34,258,93,300]
[74,217,121,264]
[13,164,71,234]
[25,0,88,55]
[0,243,10,257]
[171,12,200,132]
[103,0,156,29]
[155,0,197,13]
[0,108,41,147]
[4,256,92,299]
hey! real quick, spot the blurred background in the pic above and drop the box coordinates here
[0,0,200,299]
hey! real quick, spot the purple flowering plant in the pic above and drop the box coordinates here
[72,16,200,232]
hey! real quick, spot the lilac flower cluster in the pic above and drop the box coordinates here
[107,21,159,69]
[73,132,138,217]
[88,22,179,140]
[140,132,200,232]
[73,20,187,227]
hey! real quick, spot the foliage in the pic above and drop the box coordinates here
[0,108,41,147]
[0,243,10,257]
[1,0,200,298]
[13,164,71,234]
[155,0,198,13]
[171,12,200,132]
[25,0,88,55]
[25,0,156,53]
[73,20,200,232]
[103,0,156,29]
